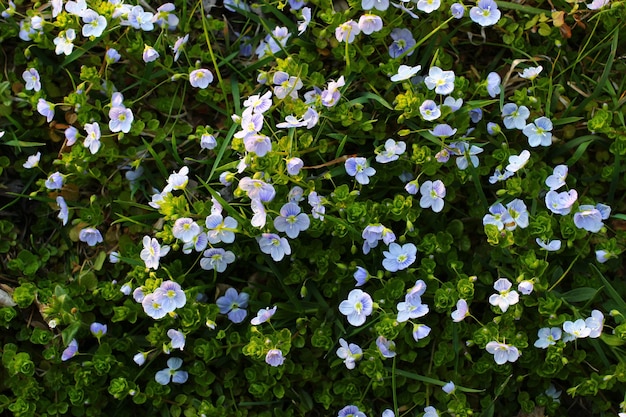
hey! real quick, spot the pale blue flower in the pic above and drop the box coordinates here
[505,150,530,173]
[286,157,304,175]
[140,236,170,270]
[308,191,326,220]
[429,124,457,139]
[200,133,217,150]
[358,13,383,35]
[90,322,107,338]
[424,406,439,417]
[79,227,103,246]
[274,202,310,238]
[389,28,415,58]
[518,280,534,295]
[506,199,529,229]
[288,186,305,203]
[534,327,562,348]
[536,238,562,251]
[338,405,366,417]
[154,280,186,312]
[265,349,285,366]
[520,66,543,80]
[485,341,519,364]
[61,339,79,361]
[487,72,501,97]
[132,287,151,310]
[523,117,553,147]
[376,139,406,163]
[257,233,291,261]
[424,66,455,95]
[501,103,530,130]
[419,100,441,121]
[243,91,272,115]
[23,152,41,169]
[451,299,469,322]
[469,108,483,123]
[442,381,455,394]
[224,0,250,12]
[345,157,376,185]
[321,76,345,107]
[273,72,304,100]
[586,310,604,338]
[482,203,511,231]
[83,122,101,154]
[545,190,577,215]
[563,319,591,340]
[450,2,464,18]
[154,3,179,30]
[109,251,120,263]
[172,218,201,243]
[488,278,519,313]
[595,249,614,263]
[587,0,609,9]
[37,99,55,122]
[545,164,568,190]
[216,288,249,323]
[105,48,121,64]
[390,64,421,82]
[200,248,236,273]
[167,329,185,350]
[339,289,373,326]
[405,179,419,195]
[362,0,389,10]
[65,126,79,146]
[53,29,76,55]
[417,0,441,13]
[251,306,277,325]
[443,96,463,111]
[396,296,428,322]
[382,242,417,272]
[451,141,483,170]
[487,122,501,135]
[108,106,133,133]
[573,204,610,232]
[22,68,41,92]
[470,0,501,26]
[382,410,395,417]
[189,69,214,89]
[376,335,396,358]
[354,266,369,286]
[545,384,562,403]
[172,34,189,61]
[123,5,154,31]
[335,20,360,43]
[205,214,238,244]
[142,45,159,63]
[155,357,188,385]
[419,180,446,212]
[298,7,311,34]
[255,26,290,58]
[489,168,513,184]
[336,338,363,369]
[133,352,147,365]
[239,177,276,202]
[413,323,431,341]
[82,10,107,37]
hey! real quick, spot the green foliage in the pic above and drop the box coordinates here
[1,0,626,416]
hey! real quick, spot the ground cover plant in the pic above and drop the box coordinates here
[1,0,626,415]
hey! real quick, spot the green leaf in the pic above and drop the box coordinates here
[560,287,601,303]
[391,369,484,393]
